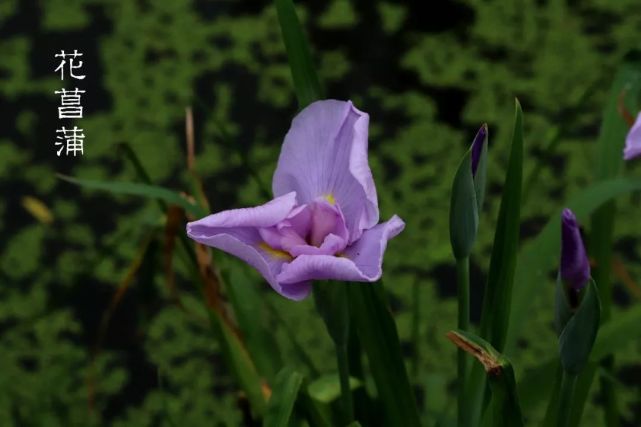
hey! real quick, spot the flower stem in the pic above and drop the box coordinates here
[456,256,470,426]
[411,280,421,376]
[336,341,354,423]
[313,282,353,424]
[557,371,577,427]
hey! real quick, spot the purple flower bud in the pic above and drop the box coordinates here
[471,123,488,176]
[560,208,590,290]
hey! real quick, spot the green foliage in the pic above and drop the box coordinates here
[3,0,641,425]
[558,281,602,375]
[263,368,303,427]
[449,151,478,260]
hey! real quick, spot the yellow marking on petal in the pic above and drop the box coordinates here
[258,242,293,261]
[324,193,336,205]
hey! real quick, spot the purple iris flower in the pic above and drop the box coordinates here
[624,112,641,161]
[560,208,590,290]
[187,100,405,300]
[470,124,487,176]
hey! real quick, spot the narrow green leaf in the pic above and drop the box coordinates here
[481,363,523,427]
[558,281,602,375]
[447,330,524,427]
[274,0,323,108]
[449,151,479,259]
[466,100,523,427]
[263,368,304,427]
[57,174,206,218]
[479,99,524,350]
[313,282,353,422]
[208,310,267,416]
[567,363,599,426]
[117,143,154,185]
[224,261,282,380]
[264,298,321,376]
[348,283,421,427]
[314,282,349,346]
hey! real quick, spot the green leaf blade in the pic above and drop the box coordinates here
[263,368,304,427]
[275,0,323,108]
[57,174,206,218]
[558,281,602,375]
[348,283,421,427]
[479,99,524,350]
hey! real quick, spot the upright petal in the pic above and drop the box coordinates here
[273,100,379,243]
[186,192,311,300]
[624,112,641,161]
[276,215,405,284]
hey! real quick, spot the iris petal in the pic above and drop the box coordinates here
[277,215,404,284]
[186,192,311,300]
[273,100,379,243]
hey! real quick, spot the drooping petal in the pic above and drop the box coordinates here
[624,112,641,161]
[188,192,297,230]
[560,208,590,290]
[343,214,405,279]
[186,192,311,300]
[276,215,405,284]
[276,254,368,284]
[273,100,379,243]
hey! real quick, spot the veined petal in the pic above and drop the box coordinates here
[186,192,311,300]
[273,100,379,243]
[277,215,405,284]
[277,254,368,284]
[343,215,405,280]
[624,112,641,161]
[187,192,297,230]
[289,233,347,257]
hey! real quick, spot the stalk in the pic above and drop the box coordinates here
[456,256,471,426]
[557,371,577,427]
[336,341,354,422]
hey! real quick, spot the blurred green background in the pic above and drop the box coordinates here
[2,0,641,425]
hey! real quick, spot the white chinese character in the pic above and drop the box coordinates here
[55,126,84,156]
[54,50,86,80]
[54,88,85,119]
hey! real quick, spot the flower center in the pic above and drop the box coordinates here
[258,197,349,258]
